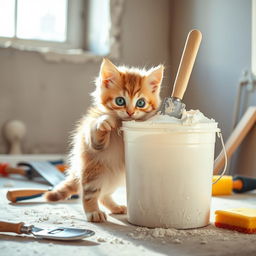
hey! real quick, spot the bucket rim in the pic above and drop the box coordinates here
[122,120,219,132]
[121,127,221,134]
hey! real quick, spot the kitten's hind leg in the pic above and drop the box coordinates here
[83,185,107,222]
[100,195,127,214]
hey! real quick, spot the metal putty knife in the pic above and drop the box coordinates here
[17,161,65,186]
[159,29,202,118]
[0,221,94,241]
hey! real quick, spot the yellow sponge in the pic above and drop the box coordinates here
[215,208,256,234]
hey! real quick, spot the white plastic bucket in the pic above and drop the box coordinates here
[122,121,220,229]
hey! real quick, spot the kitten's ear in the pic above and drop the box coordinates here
[147,65,164,93]
[100,58,120,88]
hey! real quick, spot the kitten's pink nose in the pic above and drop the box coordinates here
[126,110,134,116]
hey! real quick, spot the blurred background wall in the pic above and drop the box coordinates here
[0,0,172,154]
[0,0,255,175]
[170,0,256,176]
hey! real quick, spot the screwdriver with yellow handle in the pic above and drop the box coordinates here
[212,175,256,196]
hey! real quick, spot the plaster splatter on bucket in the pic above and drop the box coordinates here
[122,110,220,229]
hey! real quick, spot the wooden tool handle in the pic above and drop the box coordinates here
[0,163,27,176]
[214,107,256,174]
[172,29,202,99]
[7,189,48,202]
[0,221,24,234]
[6,167,27,176]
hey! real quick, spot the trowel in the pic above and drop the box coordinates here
[159,29,202,118]
[0,221,95,241]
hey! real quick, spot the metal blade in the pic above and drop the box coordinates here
[18,161,66,187]
[32,226,95,241]
[159,97,186,119]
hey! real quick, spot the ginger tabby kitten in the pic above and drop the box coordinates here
[45,59,164,222]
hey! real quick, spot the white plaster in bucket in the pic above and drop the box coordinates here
[122,110,220,229]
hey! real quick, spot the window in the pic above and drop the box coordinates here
[87,0,110,55]
[0,0,110,53]
[0,0,124,62]
[0,0,68,43]
[0,0,15,38]
[17,0,68,42]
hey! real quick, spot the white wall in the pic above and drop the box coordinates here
[0,0,172,154]
[170,0,252,160]
[1,0,254,174]
[252,0,256,75]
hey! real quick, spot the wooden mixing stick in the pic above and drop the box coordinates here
[214,106,256,174]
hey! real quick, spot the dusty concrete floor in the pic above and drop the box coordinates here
[0,156,256,256]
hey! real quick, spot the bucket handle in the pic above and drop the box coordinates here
[212,131,227,185]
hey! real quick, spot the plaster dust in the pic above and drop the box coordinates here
[128,225,249,243]
[150,109,216,125]
[125,109,215,126]
[1,181,256,256]
[3,181,15,187]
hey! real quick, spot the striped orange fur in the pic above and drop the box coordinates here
[45,58,164,222]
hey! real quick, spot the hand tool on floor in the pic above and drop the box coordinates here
[0,161,67,178]
[6,188,78,203]
[212,175,256,196]
[0,221,94,241]
[7,189,49,202]
[159,29,202,118]
[5,161,78,202]
[16,161,66,186]
[0,162,30,177]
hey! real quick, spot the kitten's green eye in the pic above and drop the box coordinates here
[136,98,146,108]
[115,97,126,106]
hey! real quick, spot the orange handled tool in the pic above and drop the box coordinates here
[0,220,95,240]
[7,189,49,202]
[6,189,79,202]
[0,163,28,177]
[212,175,256,196]
[0,162,67,178]
[0,221,25,234]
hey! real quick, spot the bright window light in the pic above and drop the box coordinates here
[0,0,15,38]
[16,0,68,42]
[88,0,110,55]
[0,0,111,55]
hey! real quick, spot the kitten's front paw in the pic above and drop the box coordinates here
[111,205,127,214]
[96,115,117,132]
[86,210,107,222]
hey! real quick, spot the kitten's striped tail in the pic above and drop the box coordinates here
[45,175,79,201]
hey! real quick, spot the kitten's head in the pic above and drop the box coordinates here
[93,58,164,121]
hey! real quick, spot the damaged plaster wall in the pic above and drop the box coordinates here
[0,0,172,154]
